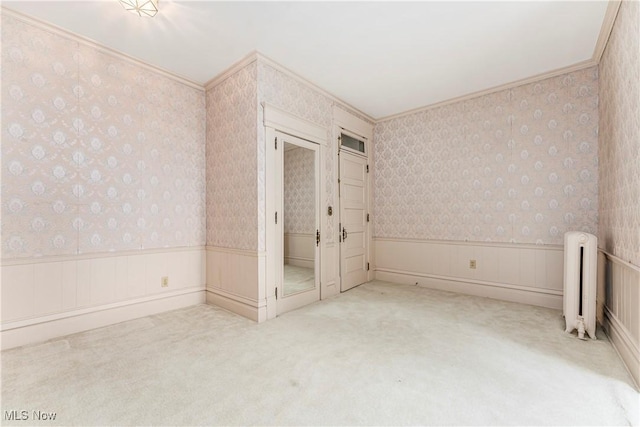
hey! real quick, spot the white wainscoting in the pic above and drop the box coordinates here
[598,250,640,387]
[374,238,564,309]
[205,246,267,322]
[1,247,206,349]
[322,242,339,299]
[284,233,314,269]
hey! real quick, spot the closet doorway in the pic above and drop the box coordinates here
[275,132,321,315]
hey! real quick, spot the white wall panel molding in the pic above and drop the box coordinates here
[1,7,203,90]
[205,246,267,322]
[1,287,205,350]
[603,306,640,389]
[599,249,640,388]
[1,248,206,324]
[2,246,207,267]
[374,239,564,309]
[374,237,563,252]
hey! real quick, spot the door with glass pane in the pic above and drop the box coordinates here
[276,132,321,315]
[339,133,369,292]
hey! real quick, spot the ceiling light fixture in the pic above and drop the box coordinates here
[119,0,159,17]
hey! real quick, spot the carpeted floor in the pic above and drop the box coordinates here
[1,280,638,426]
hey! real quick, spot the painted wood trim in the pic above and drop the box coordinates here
[205,246,266,258]
[376,59,597,122]
[333,105,374,140]
[375,270,563,310]
[3,245,207,266]
[205,288,263,322]
[1,287,206,350]
[592,1,623,63]
[376,267,563,296]
[374,237,563,252]
[256,52,375,123]
[204,50,259,89]
[1,285,205,331]
[205,287,264,308]
[263,103,328,145]
[603,306,640,389]
[1,7,204,90]
[600,248,640,273]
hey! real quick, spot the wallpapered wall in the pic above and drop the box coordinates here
[284,146,315,234]
[2,14,206,259]
[205,62,258,251]
[258,60,335,248]
[599,0,640,267]
[373,67,599,246]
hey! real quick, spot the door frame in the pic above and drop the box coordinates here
[332,107,375,291]
[264,103,327,320]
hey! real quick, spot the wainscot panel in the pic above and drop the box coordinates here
[1,247,206,349]
[374,238,563,309]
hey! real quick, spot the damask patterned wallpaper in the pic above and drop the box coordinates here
[2,15,206,259]
[205,62,258,251]
[284,146,315,234]
[257,60,336,245]
[374,67,599,245]
[598,0,640,267]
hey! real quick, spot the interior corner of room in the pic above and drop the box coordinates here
[0,0,638,422]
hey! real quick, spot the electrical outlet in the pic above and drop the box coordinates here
[161,276,169,287]
[469,260,477,269]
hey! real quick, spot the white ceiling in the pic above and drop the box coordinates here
[3,1,609,119]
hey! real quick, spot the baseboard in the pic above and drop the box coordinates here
[375,269,563,309]
[603,307,640,389]
[284,257,314,269]
[1,287,206,350]
[205,287,265,322]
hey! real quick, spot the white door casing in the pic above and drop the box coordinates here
[339,148,369,292]
[263,103,327,319]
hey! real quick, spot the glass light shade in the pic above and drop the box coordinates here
[119,0,159,17]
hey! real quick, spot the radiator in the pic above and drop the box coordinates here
[563,231,597,340]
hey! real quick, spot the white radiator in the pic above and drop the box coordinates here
[563,231,597,340]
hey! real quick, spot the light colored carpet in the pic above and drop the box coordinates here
[1,280,638,426]
[283,264,315,296]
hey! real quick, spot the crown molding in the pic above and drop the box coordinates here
[203,50,259,90]
[1,6,204,91]
[592,0,622,63]
[376,59,597,123]
[255,52,376,124]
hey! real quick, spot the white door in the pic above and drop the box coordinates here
[339,150,368,292]
[276,132,321,315]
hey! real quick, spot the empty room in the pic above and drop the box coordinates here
[1,0,639,425]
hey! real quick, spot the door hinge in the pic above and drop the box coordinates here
[367,262,370,271]
[275,137,278,150]
[275,212,278,224]
[316,229,320,247]
[366,164,369,173]
[338,222,342,242]
[367,213,370,222]
[275,287,278,300]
